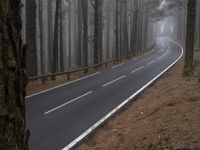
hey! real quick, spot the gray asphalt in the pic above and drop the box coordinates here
[26,38,183,150]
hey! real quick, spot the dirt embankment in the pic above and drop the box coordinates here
[77,52,200,150]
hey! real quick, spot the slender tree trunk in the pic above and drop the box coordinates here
[48,0,53,72]
[0,0,29,149]
[93,0,103,65]
[77,0,83,67]
[183,0,196,76]
[26,0,37,76]
[68,0,71,68]
[60,0,64,72]
[52,0,59,80]
[130,5,138,53]
[106,2,111,60]
[39,0,44,75]
[115,0,120,61]
[82,0,88,69]
[122,0,129,55]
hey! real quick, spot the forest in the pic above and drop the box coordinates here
[24,0,156,77]
[0,0,200,149]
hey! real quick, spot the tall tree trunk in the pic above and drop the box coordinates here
[122,0,129,55]
[183,0,196,76]
[0,0,29,149]
[60,0,64,72]
[48,0,53,72]
[106,2,111,60]
[68,0,71,68]
[130,0,138,53]
[82,0,88,69]
[52,0,59,79]
[115,0,119,60]
[26,0,37,76]
[39,0,44,75]
[93,0,103,65]
[77,0,83,67]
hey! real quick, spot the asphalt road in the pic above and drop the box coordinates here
[26,38,183,150]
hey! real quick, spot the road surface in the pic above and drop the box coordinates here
[26,38,183,150]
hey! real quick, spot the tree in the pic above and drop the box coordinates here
[183,0,196,76]
[60,0,64,72]
[91,0,103,65]
[52,0,60,79]
[121,0,129,55]
[0,0,29,149]
[82,0,89,69]
[68,0,72,68]
[38,0,44,75]
[26,0,37,76]
[48,0,53,72]
[115,0,120,60]
[77,0,83,67]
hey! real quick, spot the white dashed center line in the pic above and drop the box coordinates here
[131,66,144,74]
[44,91,93,115]
[102,75,126,87]
[147,60,155,65]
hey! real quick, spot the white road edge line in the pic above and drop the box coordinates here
[62,41,183,150]
[131,66,144,74]
[26,72,100,99]
[44,91,93,115]
[111,63,125,69]
[147,60,155,65]
[102,75,126,87]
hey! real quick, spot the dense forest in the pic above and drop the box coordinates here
[0,0,200,149]
[24,0,156,77]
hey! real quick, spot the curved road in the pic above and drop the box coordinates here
[26,38,183,150]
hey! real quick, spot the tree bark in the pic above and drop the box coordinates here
[52,0,59,80]
[115,0,120,60]
[60,0,64,72]
[77,0,83,67]
[26,0,37,76]
[0,0,29,149]
[68,0,72,68]
[183,0,196,76]
[82,0,89,69]
[39,0,44,75]
[48,0,53,72]
[93,0,103,65]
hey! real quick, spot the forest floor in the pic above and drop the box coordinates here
[77,51,200,150]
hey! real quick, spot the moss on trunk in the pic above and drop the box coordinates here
[0,0,29,149]
[183,0,196,76]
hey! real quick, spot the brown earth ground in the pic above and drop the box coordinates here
[77,52,200,150]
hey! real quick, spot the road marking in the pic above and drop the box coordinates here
[102,75,126,87]
[131,66,144,74]
[111,63,125,69]
[156,56,162,60]
[26,72,100,99]
[44,91,93,115]
[62,40,184,150]
[147,60,155,65]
